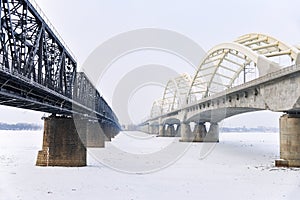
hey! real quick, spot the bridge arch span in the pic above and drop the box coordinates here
[188,42,280,102]
[235,33,300,64]
[150,99,163,118]
[188,33,300,103]
[161,73,194,114]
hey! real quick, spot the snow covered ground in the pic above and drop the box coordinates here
[1,130,300,200]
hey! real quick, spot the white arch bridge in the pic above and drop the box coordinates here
[140,33,300,167]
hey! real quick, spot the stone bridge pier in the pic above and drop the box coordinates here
[101,123,119,141]
[166,125,176,137]
[149,125,159,135]
[276,114,300,167]
[36,115,119,167]
[158,124,164,137]
[86,120,105,148]
[36,115,87,167]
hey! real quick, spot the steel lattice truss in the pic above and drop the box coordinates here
[0,0,119,126]
[0,0,76,96]
[150,33,300,118]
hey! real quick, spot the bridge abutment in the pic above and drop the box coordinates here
[276,114,300,167]
[36,116,87,167]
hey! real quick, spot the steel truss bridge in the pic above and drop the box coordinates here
[0,0,119,128]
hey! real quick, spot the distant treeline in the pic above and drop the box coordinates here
[0,122,43,130]
[220,126,279,133]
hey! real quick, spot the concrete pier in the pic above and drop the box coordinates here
[150,125,159,135]
[86,121,105,148]
[193,123,207,142]
[158,124,164,137]
[36,116,87,167]
[101,123,112,141]
[180,123,193,142]
[175,124,181,137]
[204,123,219,142]
[101,124,120,141]
[166,125,175,137]
[180,122,219,142]
[276,114,300,167]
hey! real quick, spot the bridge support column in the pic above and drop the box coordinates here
[175,124,181,137]
[276,114,300,167]
[86,121,105,148]
[154,125,159,135]
[101,123,112,141]
[149,125,156,134]
[166,125,175,137]
[111,126,117,139]
[180,123,193,142]
[158,124,164,137]
[36,116,86,167]
[193,123,207,142]
[112,126,120,138]
[204,123,219,142]
[147,125,152,134]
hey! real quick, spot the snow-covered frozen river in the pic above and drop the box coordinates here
[0,130,300,200]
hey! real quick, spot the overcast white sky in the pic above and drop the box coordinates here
[0,0,299,126]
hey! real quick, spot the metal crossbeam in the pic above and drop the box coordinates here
[0,0,120,128]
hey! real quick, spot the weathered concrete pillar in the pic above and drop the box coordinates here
[158,124,165,137]
[204,123,219,142]
[175,124,181,137]
[171,125,176,136]
[180,122,193,142]
[148,125,152,134]
[86,121,105,148]
[154,125,159,135]
[36,116,86,167]
[193,123,207,142]
[112,126,120,137]
[166,125,175,137]
[101,123,112,141]
[150,125,159,135]
[276,114,300,167]
[111,126,116,139]
[149,125,153,134]
[149,125,155,134]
